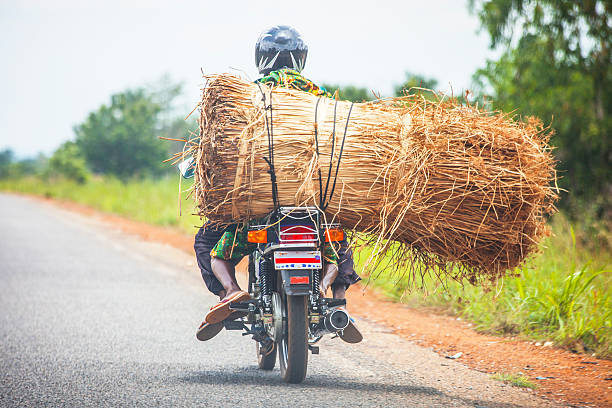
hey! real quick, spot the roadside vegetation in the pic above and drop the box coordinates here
[0,176,200,235]
[1,1,609,359]
[358,216,611,359]
[490,373,538,389]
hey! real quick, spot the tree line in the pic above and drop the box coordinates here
[2,0,609,219]
[1,79,194,183]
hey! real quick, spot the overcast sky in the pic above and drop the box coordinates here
[1,0,494,158]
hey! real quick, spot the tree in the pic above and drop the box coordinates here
[394,73,438,97]
[74,89,167,179]
[470,0,610,117]
[0,149,14,178]
[46,141,89,183]
[11,155,48,177]
[470,0,611,213]
[321,84,373,102]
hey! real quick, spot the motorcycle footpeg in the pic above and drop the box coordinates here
[321,298,346,308]
[229,300,256,312]
[223,320,247,330]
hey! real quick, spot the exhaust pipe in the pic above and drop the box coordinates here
[324,308,350,332]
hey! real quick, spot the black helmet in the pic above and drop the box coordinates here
[255,25,308,75]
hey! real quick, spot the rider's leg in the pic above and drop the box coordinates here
[330,240,363,343]
[194,224,226,300]
[194,224,236,339]
[319,263,338,296]
[207,224,254,301]
[205,257,250,324]
[332,283,346,299]
[204,225,254,324]
[332,240,361,299]
[211,257,242,300]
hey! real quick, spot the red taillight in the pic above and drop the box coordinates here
[280,225,316,243]
[290,276,310,284]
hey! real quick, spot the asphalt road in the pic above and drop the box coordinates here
[0,194,556,407]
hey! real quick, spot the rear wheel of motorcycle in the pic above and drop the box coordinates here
[256,342,277,370]
[279,295,308,383]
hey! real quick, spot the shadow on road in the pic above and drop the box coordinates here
[178,366,534,408]
[180,366,439,394]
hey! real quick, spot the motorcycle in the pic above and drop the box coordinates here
[223,206,349,384]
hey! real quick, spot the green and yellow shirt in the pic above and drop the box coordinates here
[256,68,332,98]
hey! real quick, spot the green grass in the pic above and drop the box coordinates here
[357,215,611,359]
[2,176,610,358]
[490,373,537,389]
[0,176,202,235]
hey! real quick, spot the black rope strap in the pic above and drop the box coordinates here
[313,97,355,211]
[313,97,324,207]
[324,102,354,211]
[256,82,280,210]
[322,99,338,207]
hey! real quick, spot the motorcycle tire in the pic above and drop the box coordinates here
[278,294,308,383]
[256,342,277,370]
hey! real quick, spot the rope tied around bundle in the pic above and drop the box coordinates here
[314,97,355,211]
[256,81,280,211]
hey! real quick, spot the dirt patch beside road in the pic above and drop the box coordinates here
[32,195,612,407]
[346,288,611,407]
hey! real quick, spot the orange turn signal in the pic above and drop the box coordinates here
[247,229,268,243]
[324,228,344,242]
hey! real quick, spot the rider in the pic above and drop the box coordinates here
[193,25,361,342]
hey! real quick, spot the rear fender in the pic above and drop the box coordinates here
[280,269,311,296]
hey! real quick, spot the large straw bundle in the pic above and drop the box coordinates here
[187,74,557,283]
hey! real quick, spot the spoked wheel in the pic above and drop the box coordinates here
[257,292,282,370]
[278,293,308,383]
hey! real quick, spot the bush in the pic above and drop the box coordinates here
[46,141,90,183]
[74,89,168,180]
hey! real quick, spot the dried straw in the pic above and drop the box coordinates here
[184,74,558,284]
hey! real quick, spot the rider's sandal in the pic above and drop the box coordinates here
[205,291,251,324]
[196,310,248,341]
[196,321,224,341]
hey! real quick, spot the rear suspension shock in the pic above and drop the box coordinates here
[312,267,320,301]
[260,258,274,309]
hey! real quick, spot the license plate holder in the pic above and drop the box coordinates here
[274,250,322,270]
